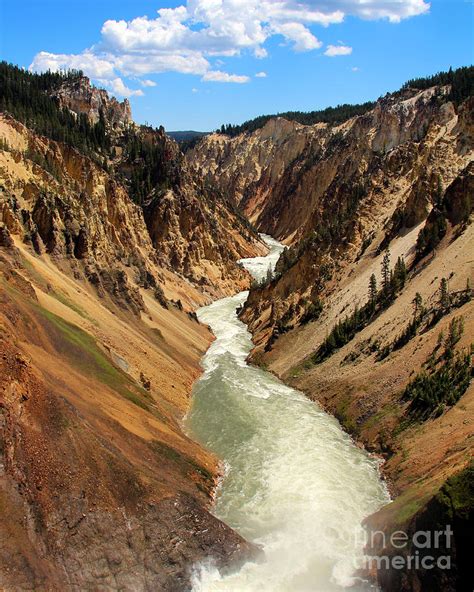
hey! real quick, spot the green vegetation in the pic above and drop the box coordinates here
[402,317,472,420]
[24,146,63,181]
[122,126,179,205]
[435,462,474,522]
[415,207,447,259]
[50,289,93,321]
[218,102,375,137]
[310,250,407,364]
[299,297,323,325]
[0,61,110,156]
[149,440,214,482]
[271,181,368,284]
[335,393,358,434]
[37,305,152,411]
[402,65,474,105]
[377,278,472,361]
[0,62,182,205]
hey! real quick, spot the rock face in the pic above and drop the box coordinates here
[53,75,132,129]
[0,77,264,590]
[0,289,257,591]
[0,113,263,309]
[191,83,474,591]
[189,86,467,244]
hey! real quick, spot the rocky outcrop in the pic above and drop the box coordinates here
[53,75,132,129]
[0,113,263,310]
[189,86,466,245]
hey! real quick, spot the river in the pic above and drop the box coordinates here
[185,235,389,592]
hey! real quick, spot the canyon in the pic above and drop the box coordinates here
[190,73,474,591]
[0,63,473,591]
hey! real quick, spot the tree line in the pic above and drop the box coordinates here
[218,65,473,138]
[218,102,375,137]
[0,61,109,156]
[402,65,474,106]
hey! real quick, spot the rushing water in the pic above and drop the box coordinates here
[185,235,389,592]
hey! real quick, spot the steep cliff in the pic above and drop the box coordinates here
[0,68,263,590]
[192,77,474,590]
[53,75,132,129]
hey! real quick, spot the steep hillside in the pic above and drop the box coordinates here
[0,67,263,590]
[191,74,474,591]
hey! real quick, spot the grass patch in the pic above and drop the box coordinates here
[335,392,358,434]
[19,255,49,291]
[50,289,92,321]
[36,305,152,412]
[149,440,214,482]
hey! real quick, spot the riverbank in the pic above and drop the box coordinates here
[240,227,474,591]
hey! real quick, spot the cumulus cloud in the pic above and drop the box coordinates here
[95,77,144,97]
[30,0,429,97]
[324,44,353,57]
[107,78,144,97]
[272,22,322,51]
[202,70,250,83]
[255,71,267,78]
[30,50,116,79]
[140,79,157,87]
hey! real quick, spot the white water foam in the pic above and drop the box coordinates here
[186,235,389,592]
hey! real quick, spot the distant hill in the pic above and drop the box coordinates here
[167,130,208,142]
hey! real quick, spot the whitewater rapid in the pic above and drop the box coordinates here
[185,235,389,592]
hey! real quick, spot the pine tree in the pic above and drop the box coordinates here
[266,264,273,284]
[393,256,407,291]
[413,292,423,319]
[444,316,464,359]
[440,278,450,309]
[435,175,444,207]
[368,273,377,304]
[381,249,391,294]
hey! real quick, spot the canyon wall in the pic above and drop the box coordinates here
[192,83,474,591]
[0,75,263,590]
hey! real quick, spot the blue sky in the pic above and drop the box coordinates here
[1,0,472,131]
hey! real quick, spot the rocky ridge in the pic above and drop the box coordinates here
[53,75,132,129]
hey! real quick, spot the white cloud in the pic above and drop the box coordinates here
[30,50,116,79]
[352,66,359,72]
[192,87,198,93]
[140,79,157,87]
[98,77,144,97]
[254,47,268,59]
[255,71,267,78]
[30,0,429,96]
[324,44,353,57]
[272,22,322,51]
[202,70,250,83]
